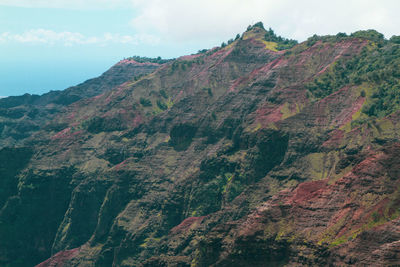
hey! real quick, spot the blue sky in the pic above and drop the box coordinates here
[1,0,400,97]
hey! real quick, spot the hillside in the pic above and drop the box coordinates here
[0,59,163,148]
[1,23,400,266]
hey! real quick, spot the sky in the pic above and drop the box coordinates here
[1,0,400,97]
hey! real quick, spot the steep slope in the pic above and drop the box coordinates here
[1,24,400,266]
[0,59,163,148]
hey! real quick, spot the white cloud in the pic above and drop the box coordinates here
[0,0,133,9]
[130,0,400,42]
[0,29,160,46]
[1,0,400,46]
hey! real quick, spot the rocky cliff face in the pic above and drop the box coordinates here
[1,24,400,266]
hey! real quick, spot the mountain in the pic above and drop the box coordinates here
[0,59,163,148]
[1,23,400,266]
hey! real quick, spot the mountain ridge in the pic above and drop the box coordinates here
[1,24,400,266]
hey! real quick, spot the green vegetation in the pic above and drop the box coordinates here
[169,60,195,73]
[264,28,298,50]
[169,123,198,151]
[156,99,168,110]
[351,29,385,44]
[202,87,213,97]
[246,22,298,50]
[218,22,298,51]
[197,49,208,54]
[140,97,152,107]
[305,59,350,98]
[134,74,145,81]
[305,29,385,47]
[358,45,400,117]
[159,89,168,99]
[390,35,400,44]
[247,21,265,30]
[126,56,174,64]
[306,37,400,118]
